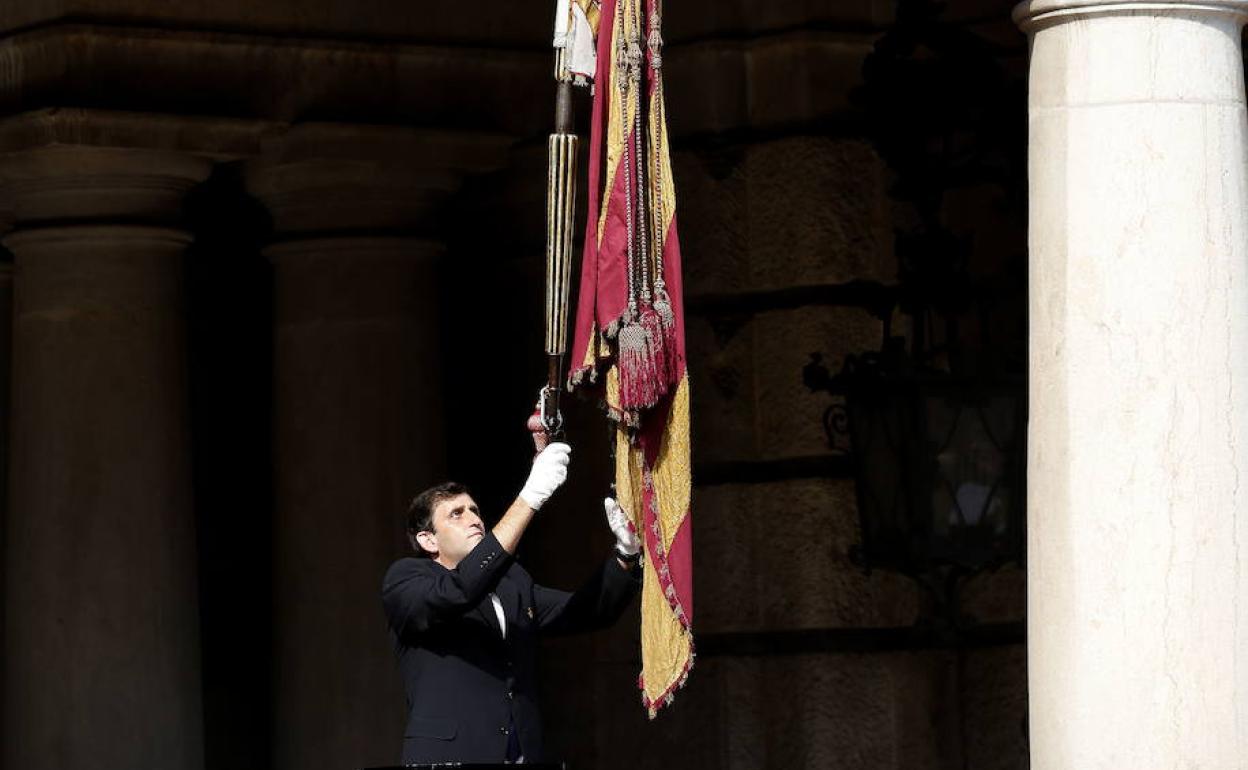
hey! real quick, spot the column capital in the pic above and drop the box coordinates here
[1018,0,1248,106]
[245,123,509,237]
[1015,0,1248,30]
[0,145,212,227]
[3,224,193,253]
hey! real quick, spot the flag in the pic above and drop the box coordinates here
[567,0,693,717]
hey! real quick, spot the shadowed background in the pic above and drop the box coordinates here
[0,2,1033,768]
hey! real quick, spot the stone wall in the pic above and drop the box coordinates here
[0,1,1030,769]
[523,2,1030,768]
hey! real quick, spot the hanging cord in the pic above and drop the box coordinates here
[634,4,651,314]
[620,1,639,325]
[631,0,667,405]
[645,0,677,382]
[615,0,653,416]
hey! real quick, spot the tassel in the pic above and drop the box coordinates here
[652,285,679,381]
[639,305,670,400]
[617,317,651,410]
[619,314,665,411]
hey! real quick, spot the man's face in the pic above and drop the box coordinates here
[418,493,485,569]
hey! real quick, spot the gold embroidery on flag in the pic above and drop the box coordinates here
[596,0,639,248]
[640,550,693,714]
[650,374,691,552]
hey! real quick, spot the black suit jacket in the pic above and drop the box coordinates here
[381,532,640,764]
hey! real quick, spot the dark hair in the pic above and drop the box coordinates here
[405,481,471,556]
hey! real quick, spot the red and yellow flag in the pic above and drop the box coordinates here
[568,0,693,716]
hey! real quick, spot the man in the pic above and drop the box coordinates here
[381,442,641,765]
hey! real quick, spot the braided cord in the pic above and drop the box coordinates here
[647,0,668,292]
[616,0,638,318]
[630,0,651,306]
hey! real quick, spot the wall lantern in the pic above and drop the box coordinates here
[806,342,1025,585]
[802,0,1030,623]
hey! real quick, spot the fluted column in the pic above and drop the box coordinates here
[0,146,211,769]
[246,124,506,770]
[1015,2,1248,766]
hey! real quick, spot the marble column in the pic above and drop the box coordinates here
[0,147,211,770]
[246,125,505,770]
[1015,2,1248,766]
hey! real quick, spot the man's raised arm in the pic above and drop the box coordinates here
[492,442,570,554]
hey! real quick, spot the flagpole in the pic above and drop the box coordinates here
[537,3,584,447]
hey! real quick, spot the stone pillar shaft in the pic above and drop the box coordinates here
[1017,1,1248,766]
[268,237,445,770]
[0,147,210,770]
[0,259,10,759]
[245,125,509,768]
[3,226,204,769]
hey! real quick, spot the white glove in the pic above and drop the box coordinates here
[519,442,571,510]
[604,497,641,556]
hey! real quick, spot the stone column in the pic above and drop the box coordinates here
[0,147,211,769]
[1015,2,1248,766]
[246,125,505,770]
[0,256,10,758]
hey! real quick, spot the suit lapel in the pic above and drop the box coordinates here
[476,569,518,638]
[470,566,521,639]
[493,573,522,640]
[475,592,502,637]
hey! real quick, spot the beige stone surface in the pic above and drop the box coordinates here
[579,658,725,768]
[958,565,1027,625]
[671,149,748,295]
[0,146,209,770]
[942,182,1027,283]
[676,137,894,297]
[687,304,884,465]
[246,123,509,235]
[0,0,545,42]
[0,8,1034,770]
[268,237,445,770]
[248,126,510,770]
[672,34,879,137]
[538,636,623,767]
[693,479,919,633]
[0,24,552,134]
[678,0,895,34]
[0,261,10,751]
[547,634,1018,770]
[686,312,757,463]
[3,224,204,770]
[744,139,893,288]
[753,305,885,457]
[450,141,557,255]
[962,644,1029,770]
[0,108,282,158]
[1019,1,1248,766]
[888,650,964,770]
[0,23,883,141]
[0,0,895,45]
[571,648,953,768]
[0,144,211,223]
